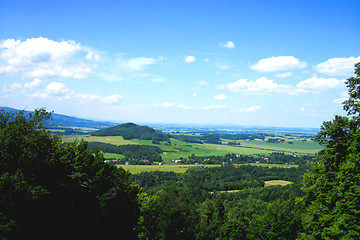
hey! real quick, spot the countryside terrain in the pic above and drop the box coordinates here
[60,121,323,165]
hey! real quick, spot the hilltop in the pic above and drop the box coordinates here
[0,107,116,129]
[90,122,170,142]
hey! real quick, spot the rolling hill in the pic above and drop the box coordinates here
[90,122,170,142]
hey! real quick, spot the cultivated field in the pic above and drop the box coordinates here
[60,132,323,163]
[119,163,298,174]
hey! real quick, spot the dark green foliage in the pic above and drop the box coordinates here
[138,187,199,240]
[133,165,306,239]
[300,63,360,239]
[0,109,140,239]
[87,141,163,162]
[91,122,170,142]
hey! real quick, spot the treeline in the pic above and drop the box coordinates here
[131,165,307,239]
[180,152,314,165]
[91,122,170,143]
[87,142,163,163]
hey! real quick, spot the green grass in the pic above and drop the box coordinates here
[62,135,138,145]
[61,134,323,163]
[119,164,221,174]
[103,152,126,159]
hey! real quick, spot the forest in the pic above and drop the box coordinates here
[1,64,360,239]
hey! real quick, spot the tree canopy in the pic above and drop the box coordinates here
[301,63,360,239]
[0,109,140,239]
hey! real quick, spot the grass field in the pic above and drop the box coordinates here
[119,163,298,174]
[119,164,221,174]
[61,133,323,163]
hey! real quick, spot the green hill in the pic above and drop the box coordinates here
[90,122,170,142]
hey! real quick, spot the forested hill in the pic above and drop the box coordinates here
[0,107,116,129]
[91,122,170,142]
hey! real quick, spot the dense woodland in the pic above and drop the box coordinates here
[91,122,170,143]
[1,64,360,239]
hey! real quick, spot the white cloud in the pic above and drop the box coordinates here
[203,105,226,110]
[250,56,307,72]
[121,57,157,71]
[246,106,261,112]
[220,41,235,49]
[214,93,228,100]
[296,77,342,89]
[101,94,123,104]
[24,78,42,88]
[332,90,349,104]
[225,77,294,94]
[185,56,196,63]
[275,72,293,78]
[234,106,261,113]
[222,76,343,95]
[314,56,360,76]
[0,37,95,79]
[46,82,72,96]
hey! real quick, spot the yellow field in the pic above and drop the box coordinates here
[264,180,293,187]
[62,135,138,145]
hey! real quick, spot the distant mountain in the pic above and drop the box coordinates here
[0,107,117,129]
[91,122,170,142]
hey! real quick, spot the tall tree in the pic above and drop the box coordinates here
[0,109,140,239]
[300,63,360,239]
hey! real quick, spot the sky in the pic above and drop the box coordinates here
[0,0,359,128]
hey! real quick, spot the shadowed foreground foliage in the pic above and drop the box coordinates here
[0,109,140,239]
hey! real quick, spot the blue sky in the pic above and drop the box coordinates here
[1,0,359,127]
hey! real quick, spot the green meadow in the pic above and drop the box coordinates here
[61,133,323,163]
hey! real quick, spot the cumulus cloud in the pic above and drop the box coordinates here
[46,82,72,96]
[224,77,294,94]
[121,57,157,71]
[214,93,228,100]
[250,56,307,72]
[101,94,123,104]
[296,77,342,89]
[185,56,196,63]
[24,78,42,89]
[314,56,360,76]
[220,41,235,49]
[219,76,343,95]
[0,37,96,79]
[246,106,261,112]
[234,106,261,113]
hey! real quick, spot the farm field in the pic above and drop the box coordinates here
[60,130,323,163]
[120,164,221,174]
[264,180,293,187]
[119,163,298,174]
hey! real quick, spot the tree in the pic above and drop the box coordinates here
[0,109,140,239]
[300,63,360,239]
